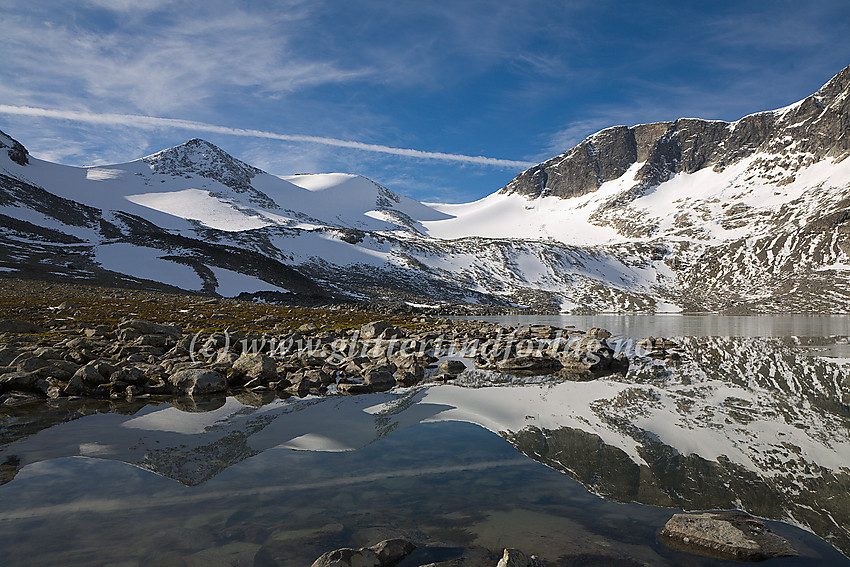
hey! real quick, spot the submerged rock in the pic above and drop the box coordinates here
[496,548,543,567]
[310,538,415,567]
[661,511,797,561]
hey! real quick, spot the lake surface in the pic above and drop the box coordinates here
[457,314,850,338]
[2,316,850,566]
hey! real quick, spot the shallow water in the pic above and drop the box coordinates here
[2,319,850,565]
[0,399,846,567]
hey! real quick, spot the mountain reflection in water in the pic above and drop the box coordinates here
[0,334,849,564]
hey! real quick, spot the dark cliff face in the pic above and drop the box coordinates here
[502,64,850,200]
[0,130,29,166]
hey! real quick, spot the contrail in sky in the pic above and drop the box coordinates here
[0,105,535,168]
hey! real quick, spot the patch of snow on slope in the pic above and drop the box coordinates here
[278,173,452,228]
[126,189,271,231]
[631,153,850,243]
[95,243,202,290]
[208,266,289,296]
[422,162,644,245]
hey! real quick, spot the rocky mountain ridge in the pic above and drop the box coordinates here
[502,65,850,201]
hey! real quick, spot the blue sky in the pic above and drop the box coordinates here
[1,0,849,202]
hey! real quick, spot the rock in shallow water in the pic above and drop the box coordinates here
[660,511,797,561]
[311,538,415,567]
[496,548,543,567]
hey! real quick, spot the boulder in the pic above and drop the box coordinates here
[586,328,612,340]
[496,356,561,374]
[337,381,373,395]
[369,539,415,565]
[32,359,79,380]
[360,321,394,340]
[661,511,797,561]
[395,366,424,386]
[110,366,147,384]
[0,347,18,366]
[168,368,227,395]
[496,549,543,567]
[0,371,50,395]
[363,368,395,392]
[117,319,181,340]
[17,356,53,373]
[311,539,415,567]
[287,370,327,396]
[229,353,277,384]
[311,547,379,567]
[63,374,90,396]
[74,361,110,386]
[438,359,467,376]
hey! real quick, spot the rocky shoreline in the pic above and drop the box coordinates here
[0,311,639,406]
[0,275,656,406]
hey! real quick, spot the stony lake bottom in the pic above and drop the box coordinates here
[2,315,850,566]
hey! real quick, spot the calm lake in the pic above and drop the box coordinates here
[1,315,849,566]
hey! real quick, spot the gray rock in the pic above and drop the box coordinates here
[363,368,395,392]
[74,361,110,386]
[661,511,797,561]
[110,366,147,384]
[496,355,561,374]
[0,371,50,395]
[368,539,415,565]
[360,321,394,340]
[32,359,79,380]
[117,319,181,339]
[337,381,373,395]
[585,327,612,340]
[229,353,277,384]
[438,359,467,376]
[496,548,543,567]
[63,374,89,396]
[168,368,226,395]
[17,356,53,373]
[310,547,379,567]
[0,320,44,334]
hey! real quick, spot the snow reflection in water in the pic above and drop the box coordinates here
[0,334,849,565]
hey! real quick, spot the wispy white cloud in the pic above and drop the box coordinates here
[0,105,534,168]
[0,3,369,113]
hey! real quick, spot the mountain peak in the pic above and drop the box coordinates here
[142,138,264,191]
[815,63,850,101]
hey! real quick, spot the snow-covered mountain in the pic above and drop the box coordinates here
[2,65,850,311]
